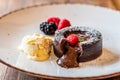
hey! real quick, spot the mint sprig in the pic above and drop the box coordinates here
[79,39,84,42]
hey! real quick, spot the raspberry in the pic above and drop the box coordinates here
[58,19,71,30]
[66,34,79,45]
[40,22,57,35]
[47,17,60,26]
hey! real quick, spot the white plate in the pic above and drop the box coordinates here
[0,4,120,79]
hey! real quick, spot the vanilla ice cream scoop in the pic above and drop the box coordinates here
[18,33,53,61]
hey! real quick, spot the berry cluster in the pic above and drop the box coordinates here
[40,17,71,35]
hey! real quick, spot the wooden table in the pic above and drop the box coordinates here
[0,0,120,80]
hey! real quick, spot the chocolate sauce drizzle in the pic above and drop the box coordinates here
[57,38,83,68]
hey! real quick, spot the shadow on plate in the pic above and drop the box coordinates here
[80,48,120,67]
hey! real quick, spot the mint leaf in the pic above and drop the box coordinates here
[79,39,84,42]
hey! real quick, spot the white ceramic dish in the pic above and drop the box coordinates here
[0,4,120,79]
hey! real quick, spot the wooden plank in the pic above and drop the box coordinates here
[112,0,120,10]
[69,0,116,9]
[3,67,19,80]
[0,63,7,80]
[18,72,44,80]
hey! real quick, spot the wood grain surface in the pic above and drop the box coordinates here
[0,0,120,80]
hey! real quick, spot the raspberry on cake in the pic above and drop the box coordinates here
[66,34,79,45]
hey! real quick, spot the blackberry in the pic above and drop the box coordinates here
[40,22,57,35]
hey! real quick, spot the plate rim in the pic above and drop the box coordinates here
[0,3,120,79]
[1,58,120,79]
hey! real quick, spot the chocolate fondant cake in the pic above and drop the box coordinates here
[53,26,102,68]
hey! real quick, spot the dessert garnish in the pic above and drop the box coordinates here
[40,22,57,35]
[18,33,53,61]
[40,17,71,35]
[57,19,71,30]
[47,17,60,26]
[66,34,79,45]
[79,39,84,42]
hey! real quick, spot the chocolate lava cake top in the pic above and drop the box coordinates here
[54,26,102,45]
